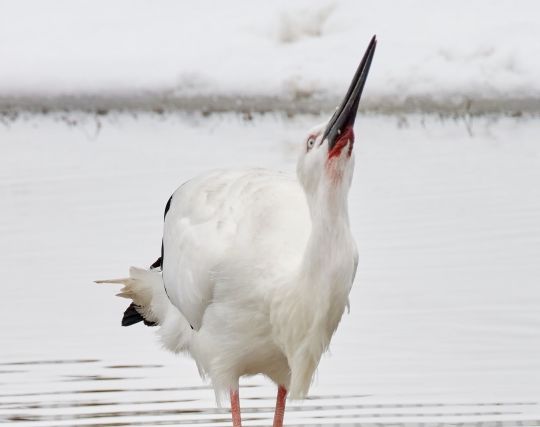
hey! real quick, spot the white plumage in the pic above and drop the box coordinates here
[100,36,376,426]
[164,165,356,398]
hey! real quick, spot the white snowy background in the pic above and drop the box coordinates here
[1,0,539,113]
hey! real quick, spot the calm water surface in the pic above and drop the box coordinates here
[1,114,540,426]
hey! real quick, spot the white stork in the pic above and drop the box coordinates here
[99,36,376,426]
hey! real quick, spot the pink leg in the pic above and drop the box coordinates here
[230,388,242,427]
[272,385,287,427]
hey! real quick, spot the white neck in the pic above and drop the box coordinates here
[300,182,353,284]
[276,178,356,399]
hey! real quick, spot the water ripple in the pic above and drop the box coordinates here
[1,359,539,426]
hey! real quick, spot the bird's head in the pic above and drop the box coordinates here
[297,36,376,199]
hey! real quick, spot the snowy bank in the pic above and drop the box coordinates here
[1,0,539,115]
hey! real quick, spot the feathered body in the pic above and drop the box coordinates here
[101,36,376,425]
[117,164,357,400]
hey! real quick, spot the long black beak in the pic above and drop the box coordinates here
[322,35,377,151]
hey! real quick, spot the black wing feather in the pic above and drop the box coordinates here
[124,194,175,327]
[122,302,157,327]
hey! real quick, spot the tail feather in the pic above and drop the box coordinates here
[96,267,193,353]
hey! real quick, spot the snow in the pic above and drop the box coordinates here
[1,0,540,114]
[1,113,540,425]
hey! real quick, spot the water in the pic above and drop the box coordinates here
[2,358,539,426]
[2,113,540,425]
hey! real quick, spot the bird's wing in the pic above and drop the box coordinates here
[161,168,310,330]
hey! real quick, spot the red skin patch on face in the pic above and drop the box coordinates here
[325,126,354,182]
[327,126,354,159]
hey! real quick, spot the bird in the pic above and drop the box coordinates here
[98,36,376,427]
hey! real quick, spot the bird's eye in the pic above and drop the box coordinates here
[306,137,316,151]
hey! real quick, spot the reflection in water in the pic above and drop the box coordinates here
[1,359,539,426]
